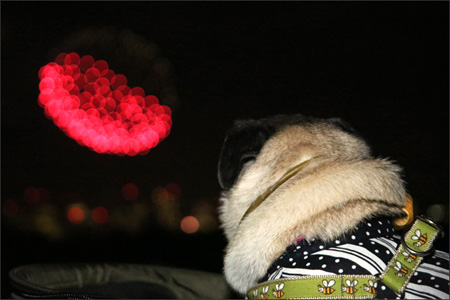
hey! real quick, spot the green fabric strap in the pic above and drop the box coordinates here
[247,275,378,299]
[380,216,442,293]
[247,216,442,299]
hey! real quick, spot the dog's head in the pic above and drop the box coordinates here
[218,114,369,190]
[217,114,396,240]
[217,114,406,293]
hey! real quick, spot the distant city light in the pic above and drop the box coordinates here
[34,205,63,239]
[165,183,181,198]
[192,201,218,233]
[122,183,139,201]
[152,187,170,204]
[3,181,222,237]
[23,187,41,205]
[92,206,109,224]
[180,216,199,234]
[197,214,218,233]
[152,185,182,230]
[67,206,85,225]
[38,52,172,156]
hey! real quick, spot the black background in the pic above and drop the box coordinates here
[1,1,448,298]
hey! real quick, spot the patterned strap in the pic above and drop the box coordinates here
[246,275,378,299]
[247,216,443,299]
[380,215,443,294]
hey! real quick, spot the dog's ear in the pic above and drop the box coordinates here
[218,121,276,190]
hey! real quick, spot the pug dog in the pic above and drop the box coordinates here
[218,114,449,299]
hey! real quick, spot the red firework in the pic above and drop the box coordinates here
[38,52,172,156]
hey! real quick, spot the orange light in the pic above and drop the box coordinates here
[92,206,109,224]
[180,216,199,234]
[67,206,85,224]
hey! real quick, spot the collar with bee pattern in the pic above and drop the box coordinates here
[380,215,443,294]
[246,216,446,299]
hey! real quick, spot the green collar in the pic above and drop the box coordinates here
[247,275,378,299]
[380,215,443,293]
[246,216,443,299]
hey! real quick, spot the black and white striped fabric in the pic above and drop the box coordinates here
[260,218,449,299]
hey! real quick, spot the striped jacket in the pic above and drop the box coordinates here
[260,218,449,299]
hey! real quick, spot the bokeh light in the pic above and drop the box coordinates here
[152,186,182,230]
[121,183,139,201]
[34,205,63,239]
[67,206,85,225]
[23,187,41,205]
[91,206,109,224]
[38,53,172,155]
[180,216,199,234]
[165,183,181,198]
[191,200,218,233]
[197,214,217,233]
[151,187,170,204]
[49,27,179,111]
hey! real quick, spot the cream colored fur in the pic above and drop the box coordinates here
[219,123,406,294]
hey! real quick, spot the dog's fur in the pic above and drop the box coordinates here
[218,114,406,294]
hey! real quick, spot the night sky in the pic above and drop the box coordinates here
[1,1,448,298]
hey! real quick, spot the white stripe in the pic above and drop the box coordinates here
[278,267,336,278]
[434,250,450,261]
[311,249,379,274]
[337,244,387,272]
[327,246,383,274]
[370,237,398,253]
[419,262,449,275]
[268,268,283,280]
[405,282,449,299]
[416,263,450,280]
[404,290,434,299]
[373,237,398,251]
